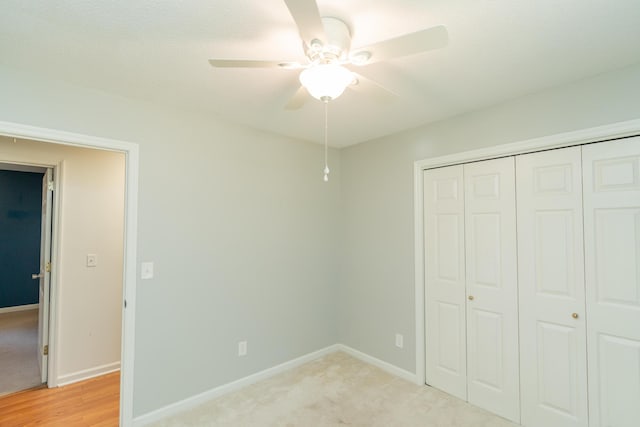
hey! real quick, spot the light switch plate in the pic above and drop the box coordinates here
[87,254,98,267]
[141,262,154,280]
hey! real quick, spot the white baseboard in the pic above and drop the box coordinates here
[57,361,121,387]
[133,344,340,427]
[133,343,419,426]
[336,344,420,384]
[0,304,38,314]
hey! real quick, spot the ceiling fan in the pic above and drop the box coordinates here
[208,0,449,109]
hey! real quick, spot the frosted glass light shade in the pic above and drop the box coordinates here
[299,64,354,101]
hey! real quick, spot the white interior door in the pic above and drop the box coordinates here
[424,165,467,400]
[582,137,640,427]
[36,168,53,384]
[463,157,520,423]
[516,147,588,427]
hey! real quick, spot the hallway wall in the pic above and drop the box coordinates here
[0,136,125,384]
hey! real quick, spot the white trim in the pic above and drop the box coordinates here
[133,345,341,427]
[133,343,421,426]
[47,162,64,388]
[0,304,39,314]
[337,344,420,384]
[0,120,139,427]
[56,362,121,386]
[413,118,640,386]
[413,160,426,386]
[0,162,47,173]
[416,118,640,171]
[0,121,138,153]
[120,138,139,427]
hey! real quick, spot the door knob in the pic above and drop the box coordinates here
[32,273,43,280]
[468,295,474,301]
[572,313,579,319]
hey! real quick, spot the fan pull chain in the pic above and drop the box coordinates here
[323,100,330,182]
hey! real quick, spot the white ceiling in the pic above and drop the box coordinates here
[1,0,639,147]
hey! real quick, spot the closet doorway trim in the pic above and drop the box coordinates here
[413,118,640,386]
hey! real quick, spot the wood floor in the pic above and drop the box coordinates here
[0,372,120,426]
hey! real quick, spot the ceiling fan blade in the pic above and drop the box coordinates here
[349,73,398,104]
[208,59,303,69]
[353,25,448,64]
[284,85,309,110]
[283,0,326,45]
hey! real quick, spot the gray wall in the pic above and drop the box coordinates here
[338,62,640,373]
[2,57,639,418]
[0,64,341,416]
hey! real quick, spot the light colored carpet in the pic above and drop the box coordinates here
[152,351,518,427]
[0,309,42,396]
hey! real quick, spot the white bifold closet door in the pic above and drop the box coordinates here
[516,146,589,427]
[424,159,520,422]
[582,137,640,427]
[464,157,520,423]
[424,164,467,400]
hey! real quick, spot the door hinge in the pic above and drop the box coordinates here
[43,345,48,356]
[47,181,54,191]
[45,262,51,273]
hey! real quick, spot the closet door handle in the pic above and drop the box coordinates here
[468,295,474,301]
[572,313,579,319]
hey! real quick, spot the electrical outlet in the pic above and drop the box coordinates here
[395,333,404,349]
[238,341,247,357]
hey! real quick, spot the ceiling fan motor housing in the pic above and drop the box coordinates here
[307,17,351,62]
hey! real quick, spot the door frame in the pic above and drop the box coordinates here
[0,121,139,427]
[38,167,54,384]
[413,118,640,387]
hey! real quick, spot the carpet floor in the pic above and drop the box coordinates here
[0,309,42,396]
[152,351,518,426]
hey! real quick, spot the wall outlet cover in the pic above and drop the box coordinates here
[238,341,247,357]
[395,333,404,349]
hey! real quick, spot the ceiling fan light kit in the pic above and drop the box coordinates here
[299,63,354,101]
[208,0,449,180]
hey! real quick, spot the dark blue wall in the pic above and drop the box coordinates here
[0,170,43,309]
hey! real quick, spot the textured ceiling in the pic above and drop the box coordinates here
[1,0,639,147]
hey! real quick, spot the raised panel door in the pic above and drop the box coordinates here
[583,137,640,427]
[516,147,588,427]
[464,158,520,422]
[424,165,467,400]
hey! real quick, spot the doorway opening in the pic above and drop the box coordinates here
[0,140,126,393]
[0,125,138,426]
[0,164,51,395]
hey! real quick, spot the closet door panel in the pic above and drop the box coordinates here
[583,137,640,427]
[464,158,520,422]
[516,147,588,427]
[424,165,467,400]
